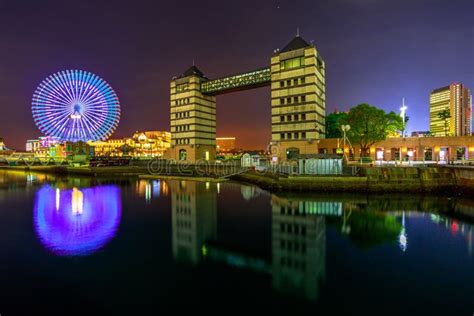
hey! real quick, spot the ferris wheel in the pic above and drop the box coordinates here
[32,70,120,142]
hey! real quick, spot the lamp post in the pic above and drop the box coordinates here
[400,98,408,137]
[341,124,351,161]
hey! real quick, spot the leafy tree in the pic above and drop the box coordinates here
[325,111,348,138]
[437,108,451,136]
[342,103,403,157]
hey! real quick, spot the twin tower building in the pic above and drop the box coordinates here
[168,35,326,162]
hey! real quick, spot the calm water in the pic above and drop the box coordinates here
[1,170,473,315]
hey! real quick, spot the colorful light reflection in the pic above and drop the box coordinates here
[34,185,122,256]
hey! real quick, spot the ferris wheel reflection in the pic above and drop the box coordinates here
[34,184,122,257]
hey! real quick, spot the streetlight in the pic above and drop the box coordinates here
[341,124,350,160]
[400,98,407,137]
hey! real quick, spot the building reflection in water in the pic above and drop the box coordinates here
[170,180,217,265]
[136,179,169,203]
[169,181,329,301]
[33,184,122,256]
[271,195,328,302]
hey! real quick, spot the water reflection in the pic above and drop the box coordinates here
[33,184,122,256]
[167,182,474,303]
[169,181,328,301]
[136,179,169,203]
[271,196,326,301]
[170,180,217,265]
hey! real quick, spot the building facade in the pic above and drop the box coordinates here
[169,66,217,162]
[271,36,326,160]
[316,135,474,162]
[430,83,472,137]
[167,35,325,162]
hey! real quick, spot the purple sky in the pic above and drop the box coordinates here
[0,0,473,149]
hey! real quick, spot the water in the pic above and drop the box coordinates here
[1,170,473,315]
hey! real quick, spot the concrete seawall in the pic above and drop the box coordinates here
[234,166,474,194]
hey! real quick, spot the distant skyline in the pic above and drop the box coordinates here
[0,0,473,149]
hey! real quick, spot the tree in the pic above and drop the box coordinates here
[342,103,403,157]
[437,108,451,136]
[325,111,348,138]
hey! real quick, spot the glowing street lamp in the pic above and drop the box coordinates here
[400,98,408,137]
[341,124,351,160]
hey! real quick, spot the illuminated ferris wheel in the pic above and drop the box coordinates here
[32,70,120,142]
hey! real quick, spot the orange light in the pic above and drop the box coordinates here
[469,146,474,153]
[370,147,376,153]
[434,146,440,153]
[401,147,408,153]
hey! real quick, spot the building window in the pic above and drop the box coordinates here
[280,56,305,70]
[301,77,306,84]
[280,98,284,105]
[287,115,292,121]
[294,132,298,139]
[301,95,306,102]
[281,133,285,139]
[280,81,284,88]
[294,114,298,121]
[280,116,284,122]
[287,133,292,139]
[293,79,298,85]
[302,132,306,139]
[286,80,291,86]
[176,83,189,93]
[302,113,306,120]
[287,97,291,104]
[294,96,298,103]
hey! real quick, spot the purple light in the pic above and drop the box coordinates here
[33,184,122,256]
[32,70,121,142]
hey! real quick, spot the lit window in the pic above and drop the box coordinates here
[280,56,305,70]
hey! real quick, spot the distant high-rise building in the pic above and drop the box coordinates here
[430,83,472,136]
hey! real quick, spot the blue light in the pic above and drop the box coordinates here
[32,70,121,142]
[33,184,122,257]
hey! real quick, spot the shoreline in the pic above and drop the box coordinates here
[2,165,474,194]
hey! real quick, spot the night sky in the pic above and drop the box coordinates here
[0,0,473,149]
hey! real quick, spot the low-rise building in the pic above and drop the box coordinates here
[315,135,474,162]
[88,131,171,157]
[26,137,61,156]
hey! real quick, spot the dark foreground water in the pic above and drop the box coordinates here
[0,170,473,315]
